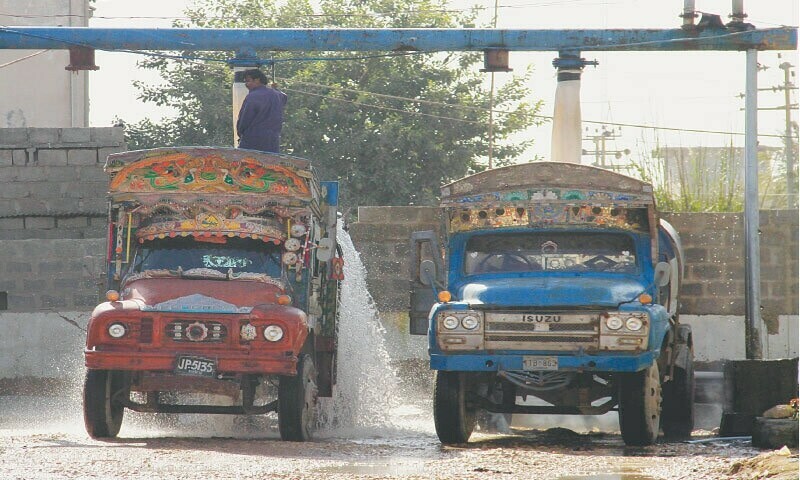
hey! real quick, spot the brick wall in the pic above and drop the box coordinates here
[0,127,124,311]
[349,207,799,331]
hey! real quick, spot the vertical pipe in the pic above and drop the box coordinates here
[551,52,584,164]
[682,0,696,28]
[731,0,746,24]
[232,67,249,147]
[744,49,764,360]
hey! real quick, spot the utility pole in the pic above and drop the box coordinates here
[581,125,630,170]
[778,59,797,207]
[738,57,798,207]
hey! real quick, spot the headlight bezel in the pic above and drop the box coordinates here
[437,310,483,333]
[263,324,284,342]
[461,315,479,330]
[442,315,459,330]
[625,316,644,331]
[107,322,127,338]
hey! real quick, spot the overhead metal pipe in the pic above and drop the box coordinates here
[0,27,795,52]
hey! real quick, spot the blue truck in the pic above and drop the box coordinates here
[409,162,693,446]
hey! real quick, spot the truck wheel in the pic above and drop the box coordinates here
[278,354,318,441]
[661,351,695,439]
[434,371,476,444]
[618,363,661,446]
[83,369,125,439]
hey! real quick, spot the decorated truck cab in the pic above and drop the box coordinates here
[84,147,341,441]
[410,162,693,446]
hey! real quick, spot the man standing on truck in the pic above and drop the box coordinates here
[236,68,287,153]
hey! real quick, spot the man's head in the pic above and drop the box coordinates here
[243,69,268,91]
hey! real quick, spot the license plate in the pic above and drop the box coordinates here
[175,355,217,377]
[521,314,561,323]
[523,356,558,371]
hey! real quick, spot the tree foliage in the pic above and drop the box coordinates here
[122,0,545,210]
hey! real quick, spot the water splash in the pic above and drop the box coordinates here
[317,226,406,434]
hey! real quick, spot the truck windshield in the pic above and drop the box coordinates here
[464,232,637,275]
[131,236,282,277]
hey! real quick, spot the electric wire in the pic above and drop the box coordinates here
[0,48,49,68]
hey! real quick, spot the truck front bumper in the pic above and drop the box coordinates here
[85,349,298,376]
[430,351,655,373]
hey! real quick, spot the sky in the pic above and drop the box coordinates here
[87,0,799,165]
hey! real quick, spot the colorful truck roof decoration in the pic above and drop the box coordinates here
[106,148,314,206]
[441,161,659,257]
[441,162,654,208]
[135,212,285,244]
[448,204,649,233]
[105,148,318,244]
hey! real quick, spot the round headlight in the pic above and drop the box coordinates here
[108,323,126,338]
[461,315,479,330]
[626,317,644,331]
[442,315,459,330]
[264,325,284,342]
[605,316,623,330]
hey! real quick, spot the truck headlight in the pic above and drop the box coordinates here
[108,323,127,338]
[605,316,623,330]
[263,325,284,341]
[442,316,459,330]
[625,317,643,331]
[461,315,479,330]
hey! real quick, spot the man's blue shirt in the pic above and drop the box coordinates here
[236,85,288,153]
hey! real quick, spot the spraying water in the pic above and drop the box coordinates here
[318,226,432,437]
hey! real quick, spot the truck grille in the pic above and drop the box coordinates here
[166,320,228,343]
[484,312,599,351]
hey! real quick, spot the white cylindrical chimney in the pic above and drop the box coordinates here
[232,67,249,147]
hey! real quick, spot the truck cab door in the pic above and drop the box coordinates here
[409,230,445,335]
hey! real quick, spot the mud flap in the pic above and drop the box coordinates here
[672,324,692,370]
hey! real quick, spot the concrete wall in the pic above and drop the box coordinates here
[348,206,799,362]
[0,127,122,388]
[0,1,92,127]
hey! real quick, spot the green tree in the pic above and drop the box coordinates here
[121,0,544,210]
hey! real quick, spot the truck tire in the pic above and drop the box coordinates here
[278,353,318,441]
[434,371,476,444]
[661,351,695,439]
[83,369,125,439]
[618,363,661,446]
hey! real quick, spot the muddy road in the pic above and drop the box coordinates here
[1,394,793,480]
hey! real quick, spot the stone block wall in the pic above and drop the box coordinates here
[0,127,123,311]
[663,211,799,330]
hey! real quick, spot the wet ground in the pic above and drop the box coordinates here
[1,395,796,480]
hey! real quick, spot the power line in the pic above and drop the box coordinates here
[281,86,485,124]
[0,48,49,69]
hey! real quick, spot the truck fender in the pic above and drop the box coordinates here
[671,324,693,371]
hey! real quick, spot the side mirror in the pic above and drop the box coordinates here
[419,259,437,287]
[316,237,333,262]
[654,262,671,287]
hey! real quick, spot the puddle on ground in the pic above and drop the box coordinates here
[556,475,656,480]
[314,458,426,476]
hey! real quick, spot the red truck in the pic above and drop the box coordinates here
[83,147,341,441]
